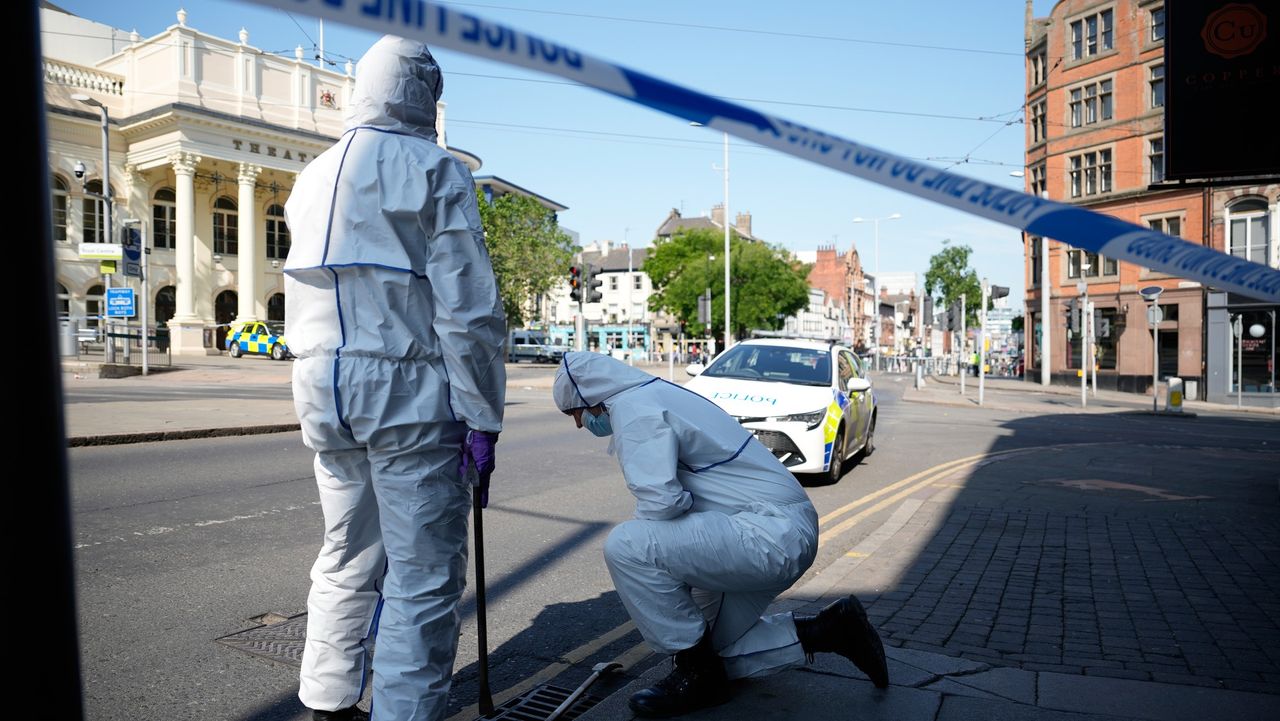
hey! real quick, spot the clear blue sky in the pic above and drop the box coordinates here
[48,0,1057,306]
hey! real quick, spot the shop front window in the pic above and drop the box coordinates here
[1232,310,1276,394]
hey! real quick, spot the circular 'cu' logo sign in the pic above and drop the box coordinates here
[1201,3,1268,59]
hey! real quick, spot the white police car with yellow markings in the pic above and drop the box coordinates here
[684,338,876,484]
[225,320,292,361]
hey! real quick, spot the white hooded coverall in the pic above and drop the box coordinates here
[284,36,506,721]
[553,352,819,679]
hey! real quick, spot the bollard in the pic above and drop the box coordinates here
[1165,376,1184,413]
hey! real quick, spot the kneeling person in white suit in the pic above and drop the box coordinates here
[552,352,889,718]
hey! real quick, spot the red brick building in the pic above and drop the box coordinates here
[1021,0,1277,400]
[807,244,871,351]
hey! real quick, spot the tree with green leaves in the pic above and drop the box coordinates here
[475,189,576,328]
[924,241,983,326]
[644,227,810,341]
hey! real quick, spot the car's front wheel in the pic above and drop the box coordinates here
[824,426,845,485]
[228,342,242,358]
[271,343,286,361]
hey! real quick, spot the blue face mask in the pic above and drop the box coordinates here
[583,409,613,437]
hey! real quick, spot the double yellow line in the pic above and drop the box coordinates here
[817,450,988,546]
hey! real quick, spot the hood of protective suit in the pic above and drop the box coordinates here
[345,35,441,140]
[554,352,657,411]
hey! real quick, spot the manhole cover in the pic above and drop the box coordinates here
[482,683,603,721]
[216,613,308,666]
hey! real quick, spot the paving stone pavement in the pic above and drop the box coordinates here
[833,442,1280,694]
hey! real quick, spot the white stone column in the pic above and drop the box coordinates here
[171,153,201,319]
[236,163,262,322]
[168,151,209,355]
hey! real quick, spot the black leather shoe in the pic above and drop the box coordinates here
[795,595,889,688]
[311,706,368,721]
[628,634,730,718]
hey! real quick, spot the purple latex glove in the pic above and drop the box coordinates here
[459,430,498,508]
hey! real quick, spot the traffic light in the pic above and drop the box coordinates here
[946,300,961,331]
[923,297,934,326]
[569,265,582,302]
[1067,298,1080,333]
[585,264,604,303]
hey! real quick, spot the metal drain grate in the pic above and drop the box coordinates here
[482,683,603,721]
[216,613,309,666]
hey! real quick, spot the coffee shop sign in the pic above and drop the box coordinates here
[231,139,309,164]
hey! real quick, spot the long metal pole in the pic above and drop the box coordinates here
[472,487,494,715]
[1081,287,1088,409]
[141,222,149,376]
[723,132,732,350]
[960,293,966,395]
[874,220,880,371]
[99,105,115,365]
[1237,316,1244,409]
[1040,236,1050,386]
[979,281,987,406]
[1153,304,1159,412]
[1090,300,1097,396]
[626,242,633,366]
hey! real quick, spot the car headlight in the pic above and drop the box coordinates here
[777,408,826,429]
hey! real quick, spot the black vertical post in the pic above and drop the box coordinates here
[24,0,85,717]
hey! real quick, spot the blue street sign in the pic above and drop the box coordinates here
[122,228,142,262]
[106,287,135,318]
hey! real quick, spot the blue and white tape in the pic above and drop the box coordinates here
[246,0,1280,302]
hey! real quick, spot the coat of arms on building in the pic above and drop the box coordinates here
[319,89,336,109]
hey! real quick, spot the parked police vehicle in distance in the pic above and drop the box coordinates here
[684,338,877,485]
[507,329,566,364]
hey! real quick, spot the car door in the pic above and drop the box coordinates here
[834,350,860,459]
[254,323,272,354]
[840,350,870,446]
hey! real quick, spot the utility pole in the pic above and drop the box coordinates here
[960,293,967,396]
[979,281,988,406]
[1078,281,1088,408]
[1041,236,1051,387]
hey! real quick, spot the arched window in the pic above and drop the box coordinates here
[82,180,109,243]
[268,293,286,322]
[56,282,70,318]
[52,176,68,242]
[1228,198,1270,267]
[213,196,238,255]
[154,286,176,326]
[266,204,291,260]
[153,188,176,249]
[86,284,104,328]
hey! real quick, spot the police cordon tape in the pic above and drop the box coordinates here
[245,0,1280,303]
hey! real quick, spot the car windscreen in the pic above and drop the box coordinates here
[266,322,286,336]
[702,345,831,386]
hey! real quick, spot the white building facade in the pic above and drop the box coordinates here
[44,7,479,355]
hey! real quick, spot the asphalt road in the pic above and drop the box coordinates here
[68,373,1279,720]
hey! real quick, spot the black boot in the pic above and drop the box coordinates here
[311,706,368,721]
[795,595,889,688]
[628,633,730,718]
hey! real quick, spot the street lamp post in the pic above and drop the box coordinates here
[853,213,901,371]
[74,93,115,364]
[691,122,732,350]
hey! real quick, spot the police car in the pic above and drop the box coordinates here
[685,338,876,484]
[225,320,292,361]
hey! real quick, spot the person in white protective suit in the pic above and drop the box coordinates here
[552,352,889,718]
[284,35,506,721]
